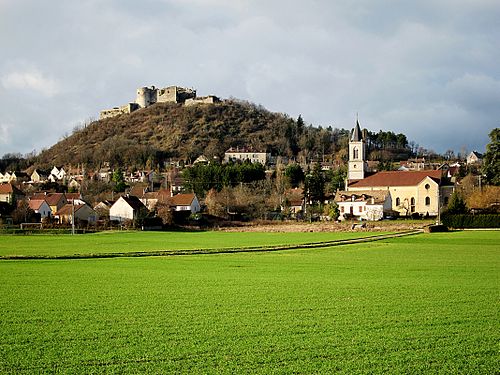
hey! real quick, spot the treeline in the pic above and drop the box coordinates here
[182,161,266,197]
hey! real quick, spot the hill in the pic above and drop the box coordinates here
[36,99,341,169]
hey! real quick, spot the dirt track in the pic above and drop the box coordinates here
[219,220,434,233]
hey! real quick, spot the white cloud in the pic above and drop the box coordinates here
[1,68,61,97]
[0,123,11,145]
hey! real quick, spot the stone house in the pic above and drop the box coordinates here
[31,193,68,213]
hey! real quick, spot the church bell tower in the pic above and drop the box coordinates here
[348,120,368,180]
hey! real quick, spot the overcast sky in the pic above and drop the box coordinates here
[1,0,499,158]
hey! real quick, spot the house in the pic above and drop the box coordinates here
[170,193,200,213]
[399,158,426,171]
[28,199,52,219]
[0,183,25,205]
[94,200,115,219]
[65,192,85,205]
[0,171,29,183]
[48,166,67,182]
[109,195,148,223]
[30,169,48,183]
[334,190,392,221]
[466,151,483,165]
[55,204,97,224]
[282,188,304,216]
[31,193,68,213]
[224,146,270,165]
[345,122,453,217]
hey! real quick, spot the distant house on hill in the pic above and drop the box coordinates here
[466,151,483,165]
[224,146,270,165]
[109,195,148,223]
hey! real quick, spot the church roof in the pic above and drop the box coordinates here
[351,121,363,141]
[348,170,443,188]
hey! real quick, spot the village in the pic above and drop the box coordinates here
[0,120,490,230]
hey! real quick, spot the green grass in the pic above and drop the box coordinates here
[0,231,498,373]
[0,231,387,257]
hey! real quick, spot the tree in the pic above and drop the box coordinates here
[305,162,324,204]
[482,128,499,186]
[284,164,305,187]
[112,168,127,193]
[155,202,174,225]
[446,191,468,214]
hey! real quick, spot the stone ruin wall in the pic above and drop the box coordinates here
[100,85,204,120]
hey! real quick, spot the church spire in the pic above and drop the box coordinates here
[351,119,363,142]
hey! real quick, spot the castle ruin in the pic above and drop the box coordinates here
[100,85,219,120]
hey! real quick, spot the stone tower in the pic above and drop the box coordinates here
[348,120,368,180]
[136,86,157,108]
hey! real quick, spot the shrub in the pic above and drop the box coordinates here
[441,214,500,228]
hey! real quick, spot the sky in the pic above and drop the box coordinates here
[1,0,499,158]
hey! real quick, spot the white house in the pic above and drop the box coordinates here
[335,190,392,221]
[170,193,200,213]
[224,146,270,165]
[466,151,483,165]
[109,195,147,222]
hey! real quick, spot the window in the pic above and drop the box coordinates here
[340,206,344,213]
[359,206,363,212]
[425,197,430,206]
[353,147,359,160]
[410,197,416,213]
[396,197,400,206]
[444,196,449,205]
[425,183,430,190]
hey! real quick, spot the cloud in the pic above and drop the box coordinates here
[0,123,11,145]
[1,67,61,97]
[0,0,498,156]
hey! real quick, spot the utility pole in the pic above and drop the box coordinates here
[71,199,75,235]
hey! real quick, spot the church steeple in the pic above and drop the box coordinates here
[351,120,363,142]
[348,119,368,180]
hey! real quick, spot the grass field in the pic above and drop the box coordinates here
[0,231,498,373]
[0,230,388,257]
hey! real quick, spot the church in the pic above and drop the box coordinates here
[334,121,454,221]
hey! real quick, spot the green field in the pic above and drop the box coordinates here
[0,231,498,373]
[0,231,387,257]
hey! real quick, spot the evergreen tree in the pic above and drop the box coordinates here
[482,128,499,186]
[446,191,468,214]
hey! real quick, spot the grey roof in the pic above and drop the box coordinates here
[351,120,363,142]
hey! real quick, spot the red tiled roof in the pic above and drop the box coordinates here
[56,204,85,216]
[349,170,443,188]
[29,199,47,210]
[31,193,66,206]
[0,184,13,194]
[170,193,195,206]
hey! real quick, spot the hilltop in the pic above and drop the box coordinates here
[36,99,339,169]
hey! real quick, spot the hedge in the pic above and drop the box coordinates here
[441,214,500,229]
